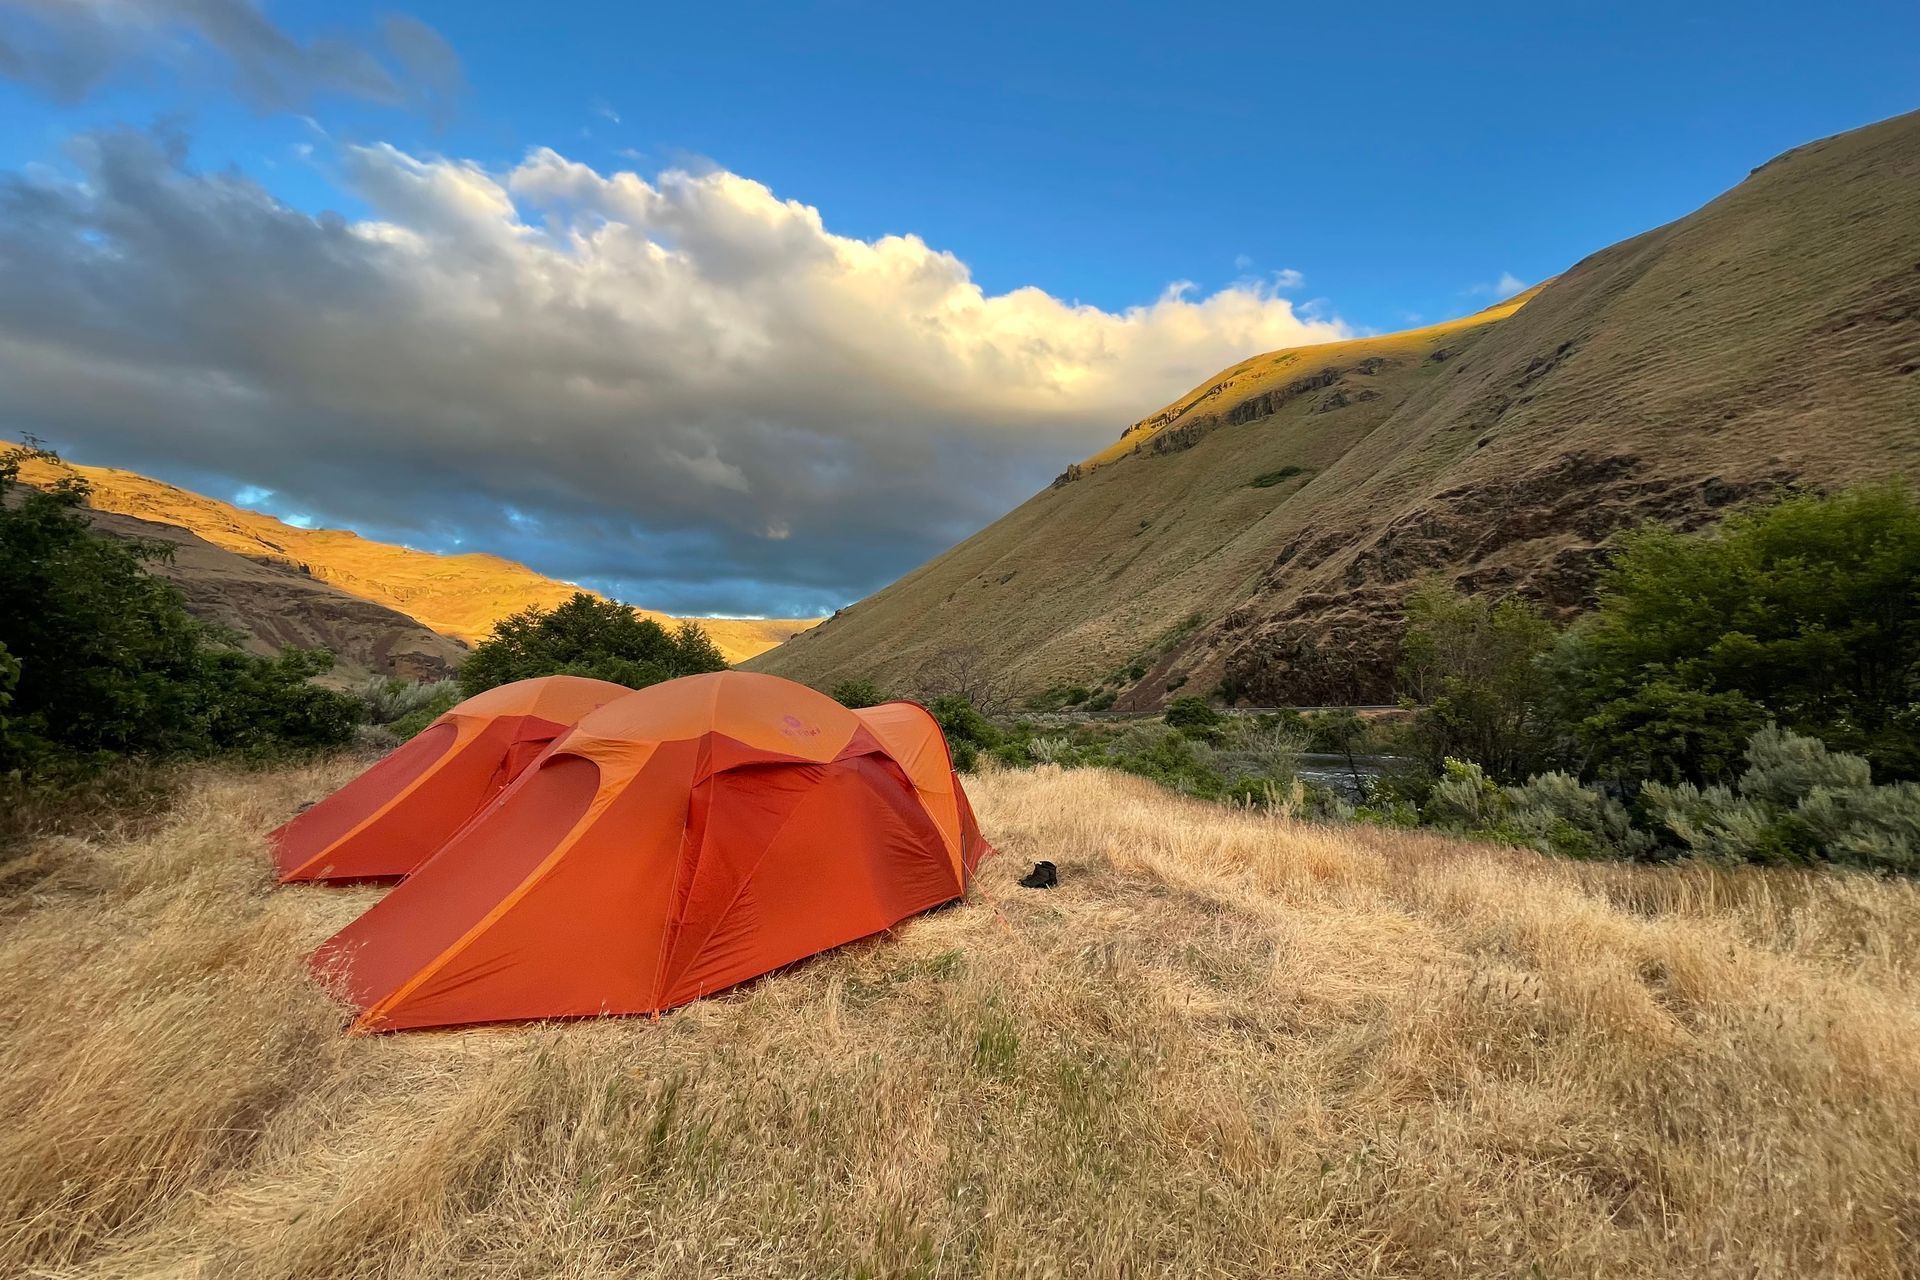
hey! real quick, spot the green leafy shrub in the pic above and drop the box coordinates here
[830,679,890,709]
[1249,466,1309,488]
[1023,684,1091,712]
[1354,789,1422,828]
[1164,697,1222,733]
[1084,691,1116,712]
[457,593,726,696]
[188,647,363,755]
[928,693,1000,772]
[1302,709,1359,752]
[0,639,18,763]
[1400,583,1563,782]
[1556,677,1766,791]
[1112,723,1219,796]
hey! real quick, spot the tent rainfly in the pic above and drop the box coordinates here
[271,675,631,884]
[309,671,992,1031]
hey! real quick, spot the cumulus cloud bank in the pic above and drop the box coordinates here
[0,0,463,115]
[0,129,1345,614]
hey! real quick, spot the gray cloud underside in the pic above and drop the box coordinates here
[0,0,463,114]
[0,129,1345,615]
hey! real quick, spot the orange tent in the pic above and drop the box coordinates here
[271,675,630,884]
[312,671,991,1032]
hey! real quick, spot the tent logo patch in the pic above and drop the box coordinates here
[780,714,821,739]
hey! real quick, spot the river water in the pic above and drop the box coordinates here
[1295,753,1398,801]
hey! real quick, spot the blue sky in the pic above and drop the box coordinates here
[1,1,1915,616]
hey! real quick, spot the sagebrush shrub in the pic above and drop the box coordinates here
[1795,781,1920,872]
[1737,723,1872,805]
[1502,771,1655,859]
[1644,727,1918,869]
[1423,758,1507,831]
[1211,720,1306,782]
[1642,781,1801,864]
[1026,735,1074,765]
[359,677,459,726]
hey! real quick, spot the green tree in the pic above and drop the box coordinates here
[1164,696,1222,734]
[1399,582,1563,782]
[0,444,360,772]
[1556,486,1920,783]
[187,647,364,754]
[830,679,890,709]
[0,639,19,761]
[457,592,729,696]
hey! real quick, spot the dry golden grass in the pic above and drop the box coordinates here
[3,760,1918,1277]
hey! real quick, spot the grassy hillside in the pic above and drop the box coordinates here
[2,761,1916,1275]
[754,110,1920,705]
[16,457,815,665]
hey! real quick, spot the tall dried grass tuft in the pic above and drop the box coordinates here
[2,761,1916,1277]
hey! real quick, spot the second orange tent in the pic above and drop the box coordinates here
[272,675,630,883]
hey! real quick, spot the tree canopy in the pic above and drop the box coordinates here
[1399,582,1562,782]
[1557,486,1920,783]
[457,592,728,695]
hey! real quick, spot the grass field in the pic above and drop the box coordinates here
[3,759,1917,1277]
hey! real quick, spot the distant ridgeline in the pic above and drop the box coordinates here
[12,456,819,675]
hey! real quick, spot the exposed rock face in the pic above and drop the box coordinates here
[70,506,469,683]
[748,110,1920,705]
[1212,453,1804,705]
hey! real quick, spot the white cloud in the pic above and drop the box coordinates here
[1271,267,1304,290]
[0,129,1346,613]
[590,97,621,125]
[1467,270,1528,300]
